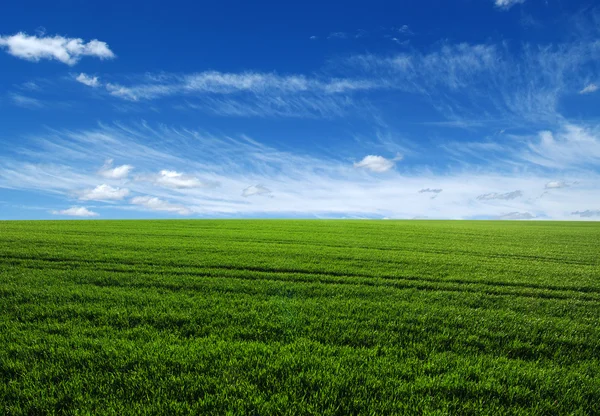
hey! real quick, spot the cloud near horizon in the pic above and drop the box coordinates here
[476,190,523,201]
[130,196,191,215]
[1,122,598,220]
[51,206,98,217]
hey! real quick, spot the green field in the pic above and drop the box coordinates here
[0,220,599,415]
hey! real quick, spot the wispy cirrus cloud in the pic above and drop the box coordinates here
[0,32,115,65]
[242,185,272,197]
[1,119,599,220]
[20,81,40,91]
[579,84,598,94]
[494,0,526,10]
[90,71,380,118]
[346,43,498,91]
[10,93,43,109]
[343,38,600,125]
[102,71,380,101]
[64,32,600,126]
[521,125,600,170]
[185,94,356,118]
[328,32,348,40]
[477,190,523,201]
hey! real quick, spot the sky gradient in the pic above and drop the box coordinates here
[1,0,600,220]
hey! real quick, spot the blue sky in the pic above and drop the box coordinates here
[1,0,600,220]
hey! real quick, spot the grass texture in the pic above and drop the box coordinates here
[0,220,599,415]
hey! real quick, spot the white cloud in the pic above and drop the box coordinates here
[51,206,98,217]
[497,212,535,220]
[242,185,272,197]
[398,25,413,35]
[545,181,570,189]
[153,170,214,189]
[322,79,379,93]
[328,32,348,39]
[579,84,598,94]
[494,0,526,10]
[106,82,142,101]
[130,196,191,215]
[10,93,43,109]
[21,81,40,91]
[187,94,354,118]
[348,43,498,91]
[184,72,310,94]
[477,190,523,201]
[79,184,129,201]
[354,155,397,172]
[344,36,600,125]
[98,159,133,179]
[101,71,379,111]
[521,125,600,169]
[76,73,100,87]
[0,32,115,65]
[571,210,600,218]
[2,123,600,220]
[419,188,443,194]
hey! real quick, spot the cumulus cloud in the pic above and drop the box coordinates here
[545,181,570,189]
[98,159,133,179]
[76,73,100,87]
[494,0,526,10]
[580,84,598,95]
[419,188,443,194]
[498,212,535,220]
[153,170,214,189]
[242,185,272,197]
[130,196,191,215]
[79,184,129,201]
[354,154,401,173]
[51,206,98,217]
[0,32,115,65]
[571,210,600,218]
[477,190,523,201]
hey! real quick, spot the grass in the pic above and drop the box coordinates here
[0,220,599,415]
